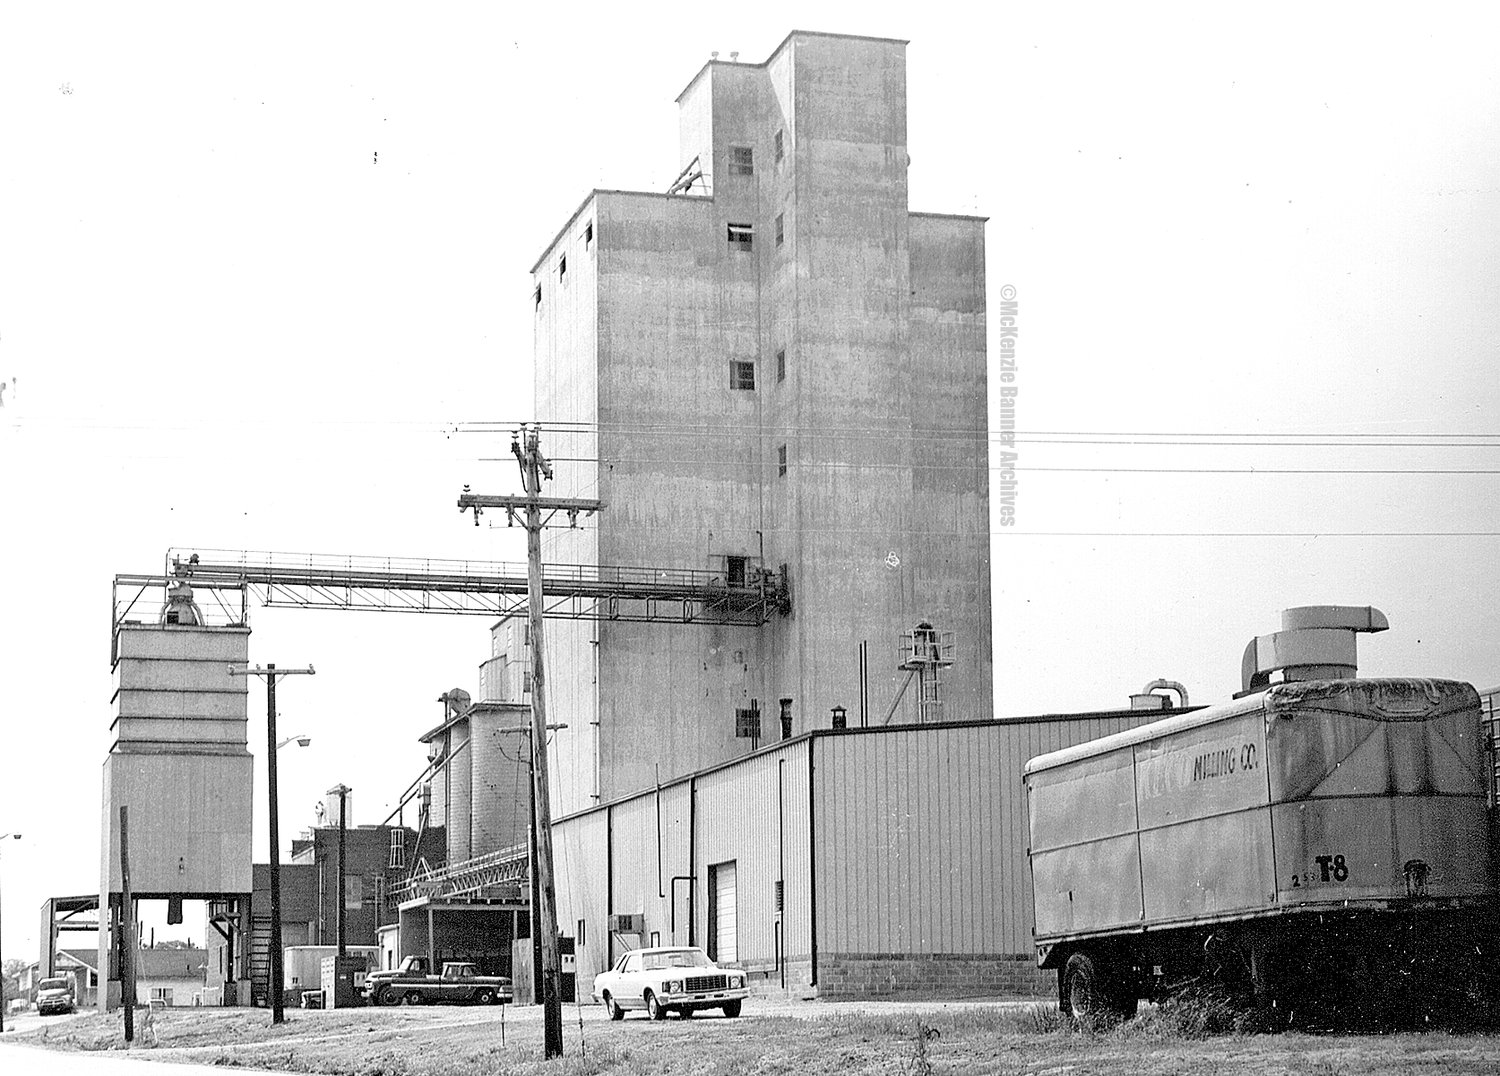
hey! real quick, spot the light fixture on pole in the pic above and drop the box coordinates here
[277,734,311,750]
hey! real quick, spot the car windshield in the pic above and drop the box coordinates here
[642,950,711,971]
[40,978,70,991]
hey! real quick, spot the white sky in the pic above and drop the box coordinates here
[2,3,1497,959]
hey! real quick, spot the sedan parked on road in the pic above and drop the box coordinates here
[592,946,747,1020]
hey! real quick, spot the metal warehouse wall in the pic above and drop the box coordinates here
[813,715,1155,959]
[694,742,812,981]
[553,739,812,990]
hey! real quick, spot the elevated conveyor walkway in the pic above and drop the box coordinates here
[112,548,790,655]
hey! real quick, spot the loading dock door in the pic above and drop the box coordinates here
[708,860,737,963]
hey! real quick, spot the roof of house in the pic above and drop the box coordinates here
[62,947,207,979]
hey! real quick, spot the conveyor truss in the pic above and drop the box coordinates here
[112,547,791,660]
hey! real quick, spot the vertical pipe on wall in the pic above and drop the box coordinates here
[655,765,664,899]
[777,758,786,988]
[605,805,614,969]
[807,740,818,988]
[687,777,697,948]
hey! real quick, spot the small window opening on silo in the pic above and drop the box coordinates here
[779,698,793,739]
[777,444,787,476]
[735,700,760,739]
[577,919,586,947]
[773,129,784,163]
[775,212,784,247]
[725,555,747,587]
[776,347,786,382]
[583,221,593,247]
[729,360,755,390]
[729,145,754,175]
[559,255,567,279]
[727,223,754,251]
[533,284,542,308]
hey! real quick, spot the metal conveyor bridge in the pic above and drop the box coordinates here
[112,547,790,657]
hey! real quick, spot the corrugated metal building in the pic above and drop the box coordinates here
[553,708,1163,998]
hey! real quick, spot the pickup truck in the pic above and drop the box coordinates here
[365,957,512,1006]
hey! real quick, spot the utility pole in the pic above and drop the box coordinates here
[328,784,351,957]
[229,662,316,1024]
[459,426,600,1061]
[119,806,134,1042]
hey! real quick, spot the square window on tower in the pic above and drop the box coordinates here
[729,360,755,390]
[729,145,754,175]
[727,223,754,252]
[773,129,784,163]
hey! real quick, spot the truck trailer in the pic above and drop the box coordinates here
[1026,669,1497,1027]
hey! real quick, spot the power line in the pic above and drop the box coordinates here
[458,419,1500,441]
[1001,531,1500,537]
[470,454,1500,476]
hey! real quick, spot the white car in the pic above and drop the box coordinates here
[592,946,748,1020]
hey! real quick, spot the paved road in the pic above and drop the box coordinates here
[0,1038,299,1075]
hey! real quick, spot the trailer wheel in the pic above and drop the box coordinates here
[1064,952,1132,1025]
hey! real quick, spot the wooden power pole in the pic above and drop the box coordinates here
[229,661,315,1025]
[458,426,600,1061]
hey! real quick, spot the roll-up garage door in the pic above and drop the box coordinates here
[711,860,737,963]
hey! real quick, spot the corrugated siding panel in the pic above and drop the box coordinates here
[551,809,610,980]
[695,741,811,968]
[816,717,1153,957]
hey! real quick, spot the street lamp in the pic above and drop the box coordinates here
[277,734,311,750]
[0,832,21,1035]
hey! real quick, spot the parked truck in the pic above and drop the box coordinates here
[1026,672,1498,1028]
[364,957,512,1006]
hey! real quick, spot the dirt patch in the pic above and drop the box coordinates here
[9,1003,1500,1075]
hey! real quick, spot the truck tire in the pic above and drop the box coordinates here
[645,991,668,1020]
[474,989,494,1005]
[1064,952,1133,1024]
[375,987,399,1007]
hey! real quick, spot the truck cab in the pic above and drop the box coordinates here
[365,956,511,1006]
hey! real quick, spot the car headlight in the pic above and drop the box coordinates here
[665,979,682,994]
[729,974,744,988]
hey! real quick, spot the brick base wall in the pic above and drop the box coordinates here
[816,952,1054,1000]
[739,958,815,998]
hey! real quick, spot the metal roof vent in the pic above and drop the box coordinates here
[1239,605,1389,696]
[1130,679,1188,710]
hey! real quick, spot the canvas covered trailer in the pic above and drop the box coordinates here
[1025,677,1499,1025]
